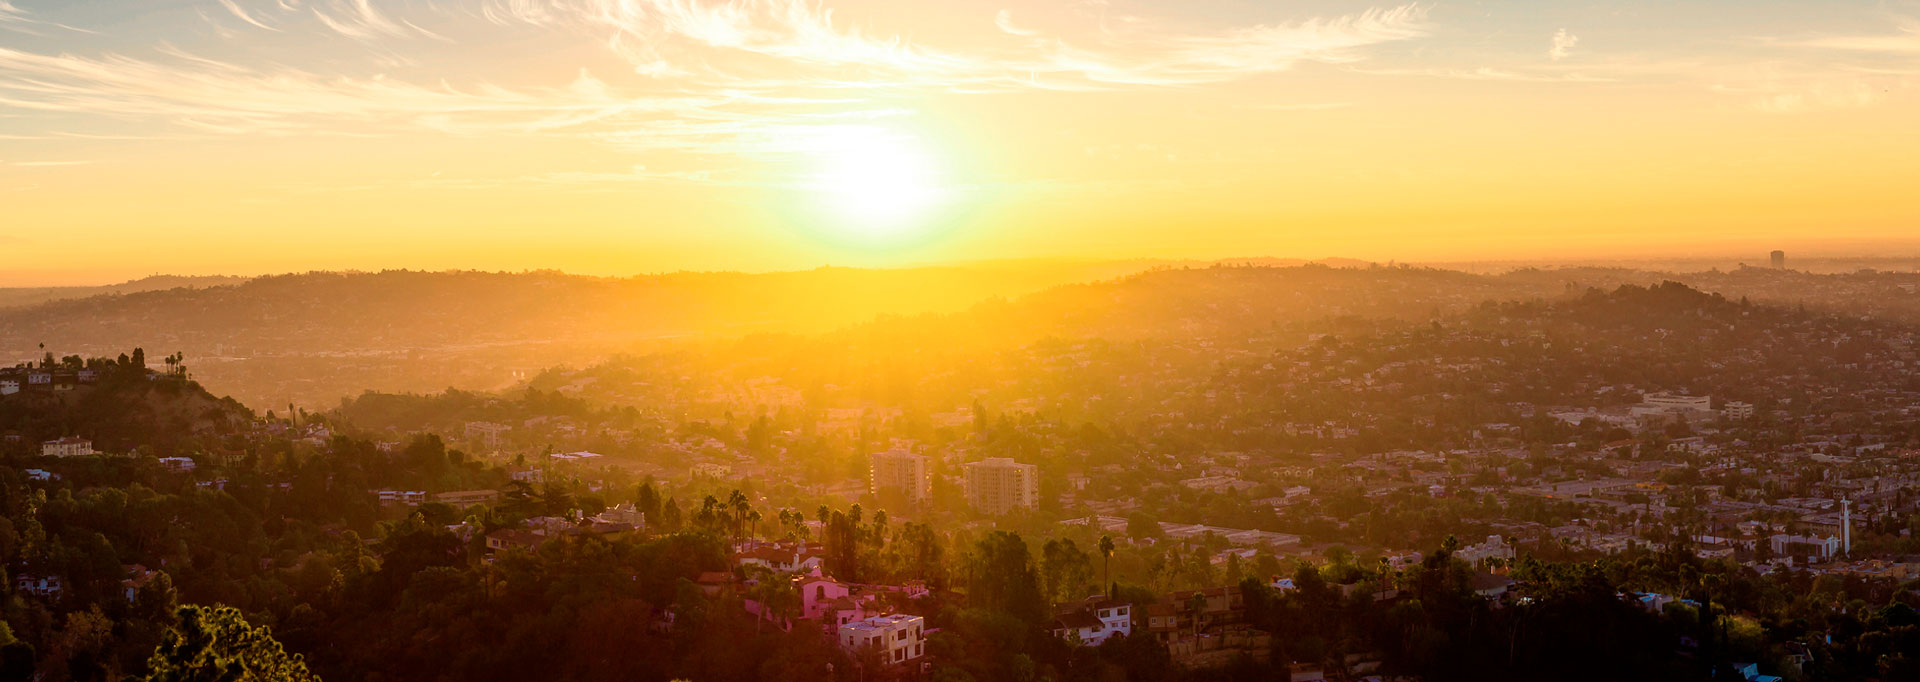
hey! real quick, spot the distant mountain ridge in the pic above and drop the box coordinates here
[0,274,250,310]
[5,260,1917,412]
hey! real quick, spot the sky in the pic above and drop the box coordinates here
[2,0,1919,285]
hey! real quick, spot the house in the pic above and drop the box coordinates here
[797,575,855,620]
[24,469,58,481]
[839,614,925,666]
[1733,662,1782,682]
[508,467,544,484]
[485,529,546,553]
[15,574,63,598]
[695,571,735,597]
[594,503,645,526]
[1471,572,1514,598]
[158,457,196,473]
[1050,596,1134,646]
[376,490,427,506]
[42,436,94,458]
[1636,593,1677,613]
[0,379,17,395]
[735,542,825,575]
[123,565,160,602]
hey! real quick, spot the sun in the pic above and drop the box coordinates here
[805,125,948,238]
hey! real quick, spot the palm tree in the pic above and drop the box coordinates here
[1098,535,1116,595]
[724,490,751,539]
[1185,591,1206,639]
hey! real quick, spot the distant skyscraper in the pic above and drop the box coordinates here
[869,449,930,507]
[1770,250,1786,269]
[962,457,1040,515]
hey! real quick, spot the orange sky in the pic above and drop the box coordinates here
[3,1,1920,285]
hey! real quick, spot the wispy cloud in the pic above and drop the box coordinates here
[1549,28,1579,61]
[0,0,95,35]
[0,0,1435,184]
[0,46,715,132]
[1712,71,1891,114]
[992,4,1430,86]
[311,0,440,40]
[1355,66,1614,83]
[216,0,283,32]
[1778,21,1920,54]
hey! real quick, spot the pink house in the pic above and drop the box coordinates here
[798,576,852,620]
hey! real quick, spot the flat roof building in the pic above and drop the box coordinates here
[963,457,1039,515]
[839,614,925,666]
[870,449,931,507]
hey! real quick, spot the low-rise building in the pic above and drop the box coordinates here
[1050,596,1133,646]
[839,614,926,666]
[15,574,63,598]
[376,490,427,506]
[42,436,94,458]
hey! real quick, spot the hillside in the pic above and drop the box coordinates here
[0,358,254,455]
[0,263,1167,409]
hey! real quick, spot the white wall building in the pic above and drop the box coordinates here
[1052,598,1133,646]
[42,437,94,458]
[1633,392,1714,417]
[839,614,926,666]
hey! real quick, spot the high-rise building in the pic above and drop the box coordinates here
[1770,250,1786,269]
[963,457,1040,515]
[869,449,930,506]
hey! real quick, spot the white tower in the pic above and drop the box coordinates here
[1841,498,1851,557]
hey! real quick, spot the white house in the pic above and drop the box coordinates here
[839,614,926,666]
[15,574,63,598]
[42,437,94,458]
[0,379,18,395]
[377,490,427,506]
[1051,596,1134,646]
[158,457,196,473]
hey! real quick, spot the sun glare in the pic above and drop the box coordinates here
[806,126,948,238]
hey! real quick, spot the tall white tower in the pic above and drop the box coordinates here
[1842,498,1851,557]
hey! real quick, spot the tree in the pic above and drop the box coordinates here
[1099,535,1116,595]
[659,498,684,532]
[966,531,1047,624]
[1041,539,1094,605]
[145,605,320,682]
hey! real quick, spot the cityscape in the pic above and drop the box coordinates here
[6,1,1920,681]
